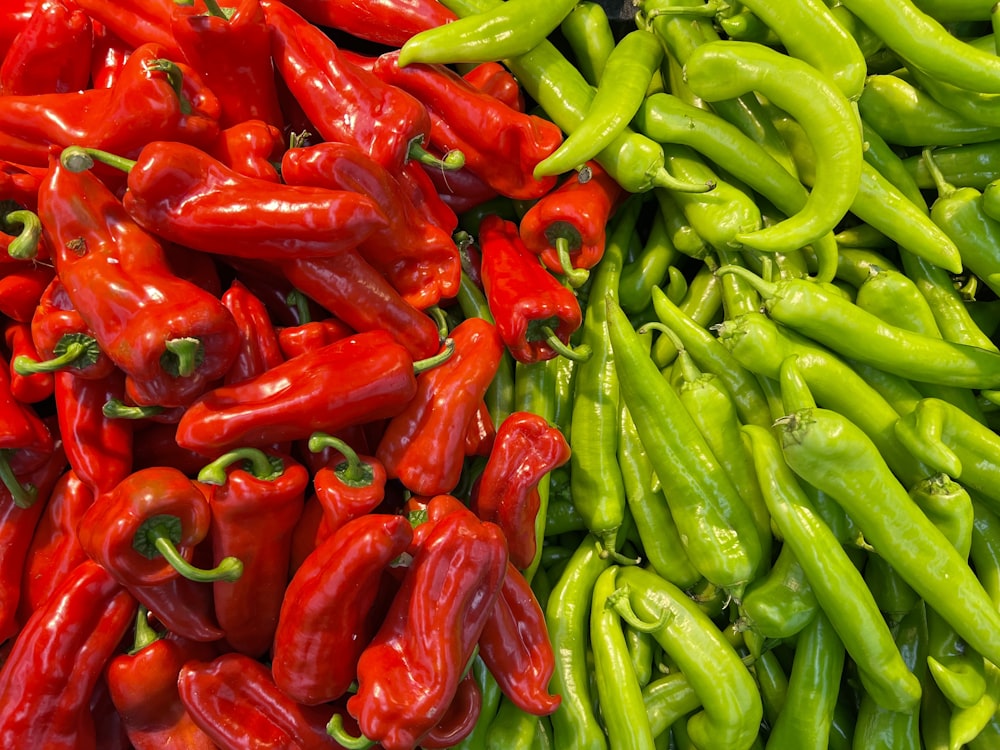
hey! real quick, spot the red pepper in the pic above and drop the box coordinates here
[163,240,223,297]
[422,152,500,214]
[174,330,445,456]
[171,0,285,129]
[0,42,220,166]
[221,280,285,386]
[262,0,451,175]
[76,465,244,641]
[208,119,285,183]
[478,561,561,716]
[37,152,242,407]
[277,318,353,359]
[272,512,412,705]
[518,162,625,284]
[0,0,93,96]
[340,505,508,750]
[54,368,134,495]
[372,51,563,200]
[479,214,587,364]
[0,350,56,509]
[0,261,53,322]
[196,448,308,657]
[0,559,137,749]
[376,316,504,497]
[17,468,92,623]
[463,61,525,112]
[4,319,53,403]
[0,442,65,642]
[281,0,456,47]
[471,410,571,570]
[419,668,483,749]
[89,21,131,89]
[178,652,344,750]
[280,140,462,310]
[71,0,180,57]
[307,432,387,539]
[106,605,219,750]
[89,673,133,750]
[0,158,46,209]
[131,421,212,477]
[0,0,35,58]
[465,398,496,457]
[396,159,459,234]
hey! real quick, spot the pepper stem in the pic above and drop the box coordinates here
[197,447,282,485]
[553,236,590,288]
[407,138,465,171]
[61,145,137,174]
[413,337,456,374]
[3,209,41,260]
[778,355,816,412]
[286,289,312,324]
[134,514,244,582]
[327,714,374,750]
[540,326,592,362]
[129,605,161,655]
[162,337,204,378]
[921,147,956,199]
[307,432,373,487]
[0,449,38,509]
[200,0,236,19]
[651,166,716,194]
[606,585,671,633]
[645,0,724,18]
[596,530,642,565]
[146,59,192,115]
[13,333,101,375]
[103,398,165,420]
[715,264,777,298]
[427,305,450,339]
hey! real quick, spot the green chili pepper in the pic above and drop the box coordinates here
[642,672,702,738]
[753,648,788,730]
[650,263,722,368]
[970,499,1000,608]
[862,553,920,626]
[626,625,656,689]
[682,40,863,255]
[740,543,818,641]
[948,662,1000,749]
[486,697,540,750]
[654,188,710,260]
[619,210,679,316]
[715,5,780,45]
[558,1,616,85]
[903,139,1000,191]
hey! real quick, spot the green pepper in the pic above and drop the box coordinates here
[558,1,616,85]
[739,543,818,641]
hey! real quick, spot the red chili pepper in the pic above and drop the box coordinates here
[479,214,588,364]
[76,465,244,641]
[280,140,462,310]
[396,159,459,234]
[174,330,447,456]
[471,410,571,570]
[463,61,525,112]
[421,152,500,214]
[71,0,180,57]
[0,0,93,96]
[518,162,625,285]
[0,559,137,749]
[196,448,308,657]
[281,0,456,47]
[17,468,93,623]
[339,505,508,750]
[221,280,285,386]
[307,432,387,538]
[37,152,242,407]
[0,261,53,322]
[0,158,46,209]
[0,42,220,166]
[106,606,219,750]
[419,668,483,749]
[4,319,53,403]
[372,51,563,200]
[171,0,284,129]
[208,119,285,183]
[0,351,56,509]
[0,0,35,58]
[376,316,504,497]
[178,652,344,750]
[163,240,223,297]
[0,442,65,642]
[89,21,131,89]
[478,561,561,716]
[277,318,353,359]
[272,512,412,705]
[262,0,454,175]
[465,398,496,457]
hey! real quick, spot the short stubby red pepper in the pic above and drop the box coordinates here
[72,0,179,56]
[396,159,459,234]
[171,0,285,129]
[272,512,413,706]
[76,466,244,641]
[307,432,387,539]
[106,606,220,750]
[89,21,131,90]
[174,330,442,456]
[0,350,56,509]
[480,214,587,364]
[4,319,53,403]
[0,559,137,750]
[196,448,308,657]
[37,153,242,407]
[281,0,456,47]
[0,261,53,323]
[376,316,504,497]
[463,61,525,112]
[178,652,342,750]
[277,318,353,359]
[342,506,508,750]
[372,51,564,200]
[478,561,562,716]
[518,162,625,285]
[465,398,496,458]
[220,280,286,386]
[280,140,461,310]
[208,119,286,184]
[472,410,571,570]
[0,0,93,96]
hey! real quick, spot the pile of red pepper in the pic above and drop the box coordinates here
[0,0,619,747]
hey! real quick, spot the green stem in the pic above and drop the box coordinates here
[553,236,590,288]
[0,449,37,509]
[407,138,465,171]
[3,209,41,260]
[646,0,725,18]
[197,447,281,485]
[307,432,373,487]
[413,337,456,374]
[162,337,203,378]
[134,515,243,582]
[921,147,957,199]
[102,398,165,420]
[146,59,192,115]
[540,326,592,362]
[200,0,233,19]
[129,606,161,655]
[606,585,672,633]
[60,145,137,174]
[327,714,374,749]
[427,305,450,339]
[651,166,716,194]
[13,333,100,375]
[715,264,777,298]
[286,289,312,324]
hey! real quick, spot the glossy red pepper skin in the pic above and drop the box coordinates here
[421,152,500,214]
[71,0,180,57]
[0,0,92,95]
[0,350,56,474]
[131,421,212,477]
[377,316,504,497]
[272,513,413,705]
[0,0,35,58]
[175,330,420,456]
[0,42,220,166]
[0,261,53,322]
[0,158,46,209]
[38,154,241,407]
[170,0,284,129]
[178,652,342,750]
[76,466,226,641]
[397,159,459,234]
[312,447,387,539]
[419,669,483,749]
[280,140,461,310]
[200,452,308,657]
[518,162,625,275]
[263,0,436,174]
[277,318,353,359]
[480,215,585,363]
[89,21,131,89]
[463,61,525,112]
[220,280,285,386]
[282,0,456,47]
[465,399,496,457]
[284,252,443,361]
[472,410,571,569]
[4,319,53,402]
[348,506,508,750]
[17,468,93,622]
[0,559,137,750]
[372,51,563,199]
[478,562,561,716]
[208,119,285,183]
[54,369,134,495]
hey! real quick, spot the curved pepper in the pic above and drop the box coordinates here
[280,0,456,47]
[419,669,483,749]
[0,0,92,96]
[308,432,387,539]
[4,319,52,403]
[0,351,56,509]
[208,119,286,183]
[220,280,286,386]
